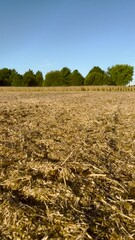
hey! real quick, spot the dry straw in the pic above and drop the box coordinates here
[0,85,135,92]
[0,90,135,239]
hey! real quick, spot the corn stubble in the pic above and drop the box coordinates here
[0,89,135,239]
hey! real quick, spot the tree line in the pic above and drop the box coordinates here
[0,64,134,86]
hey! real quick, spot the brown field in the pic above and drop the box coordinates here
[0,88,135,239]
[0,85,135,92]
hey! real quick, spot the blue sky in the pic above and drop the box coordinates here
[0,0,135,84]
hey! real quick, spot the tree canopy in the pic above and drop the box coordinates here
[87,66,105,75]
[44,71,64,86]
[44,68,84,86]
[0,64,134,86]
[10,69,22,86]
[107,64,134,85]
[22,70,37,86]
[35,71,44,86]
[84,66,109,85]
[60,67,71,86]
[69,70,84,86]
[0,68,12,86]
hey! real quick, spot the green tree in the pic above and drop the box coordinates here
[44,70,64,86]
[22,69,36,86]
[0,68,12,86]
[10,69,22,86]
[69,70,84,86]
[84,72,104,85]
[88,66,105,75]
[107,64,134,85]
[35,71,44,86]
[84,66,108,85]
[61,67,71,85]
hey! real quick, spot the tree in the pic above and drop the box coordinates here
[44,70,64,86]
[35,71,44,86]
[0,68,12,86]
[84,72,104,85]
[10,69,22,86]
[107,64,134,85]
[84,66,108,85]
[69,70,84,86]
[61,67,71,86]
[87,66,105,75]
[22,69,36,86]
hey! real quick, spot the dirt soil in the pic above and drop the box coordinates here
[0,91,135,240]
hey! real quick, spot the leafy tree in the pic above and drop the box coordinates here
[69,70,84,86]
[84,66,108,85]
[22,69,37,86]
[44,70,64,86]
[107,64,134,85]
[0,68,12,86]
[35,71,44,86]
[84,72,104,85]
[88,66,105,75]
[10,69,22,86]
[61,67,71,85]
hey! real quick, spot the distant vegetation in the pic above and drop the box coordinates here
[0,64,134,86]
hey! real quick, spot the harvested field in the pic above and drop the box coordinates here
[0,89,135,239]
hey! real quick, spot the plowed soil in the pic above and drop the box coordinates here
[0,90,135,240]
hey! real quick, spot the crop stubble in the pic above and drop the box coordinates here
[0,90,135,239]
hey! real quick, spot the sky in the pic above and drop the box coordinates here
[0,0,135,84]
